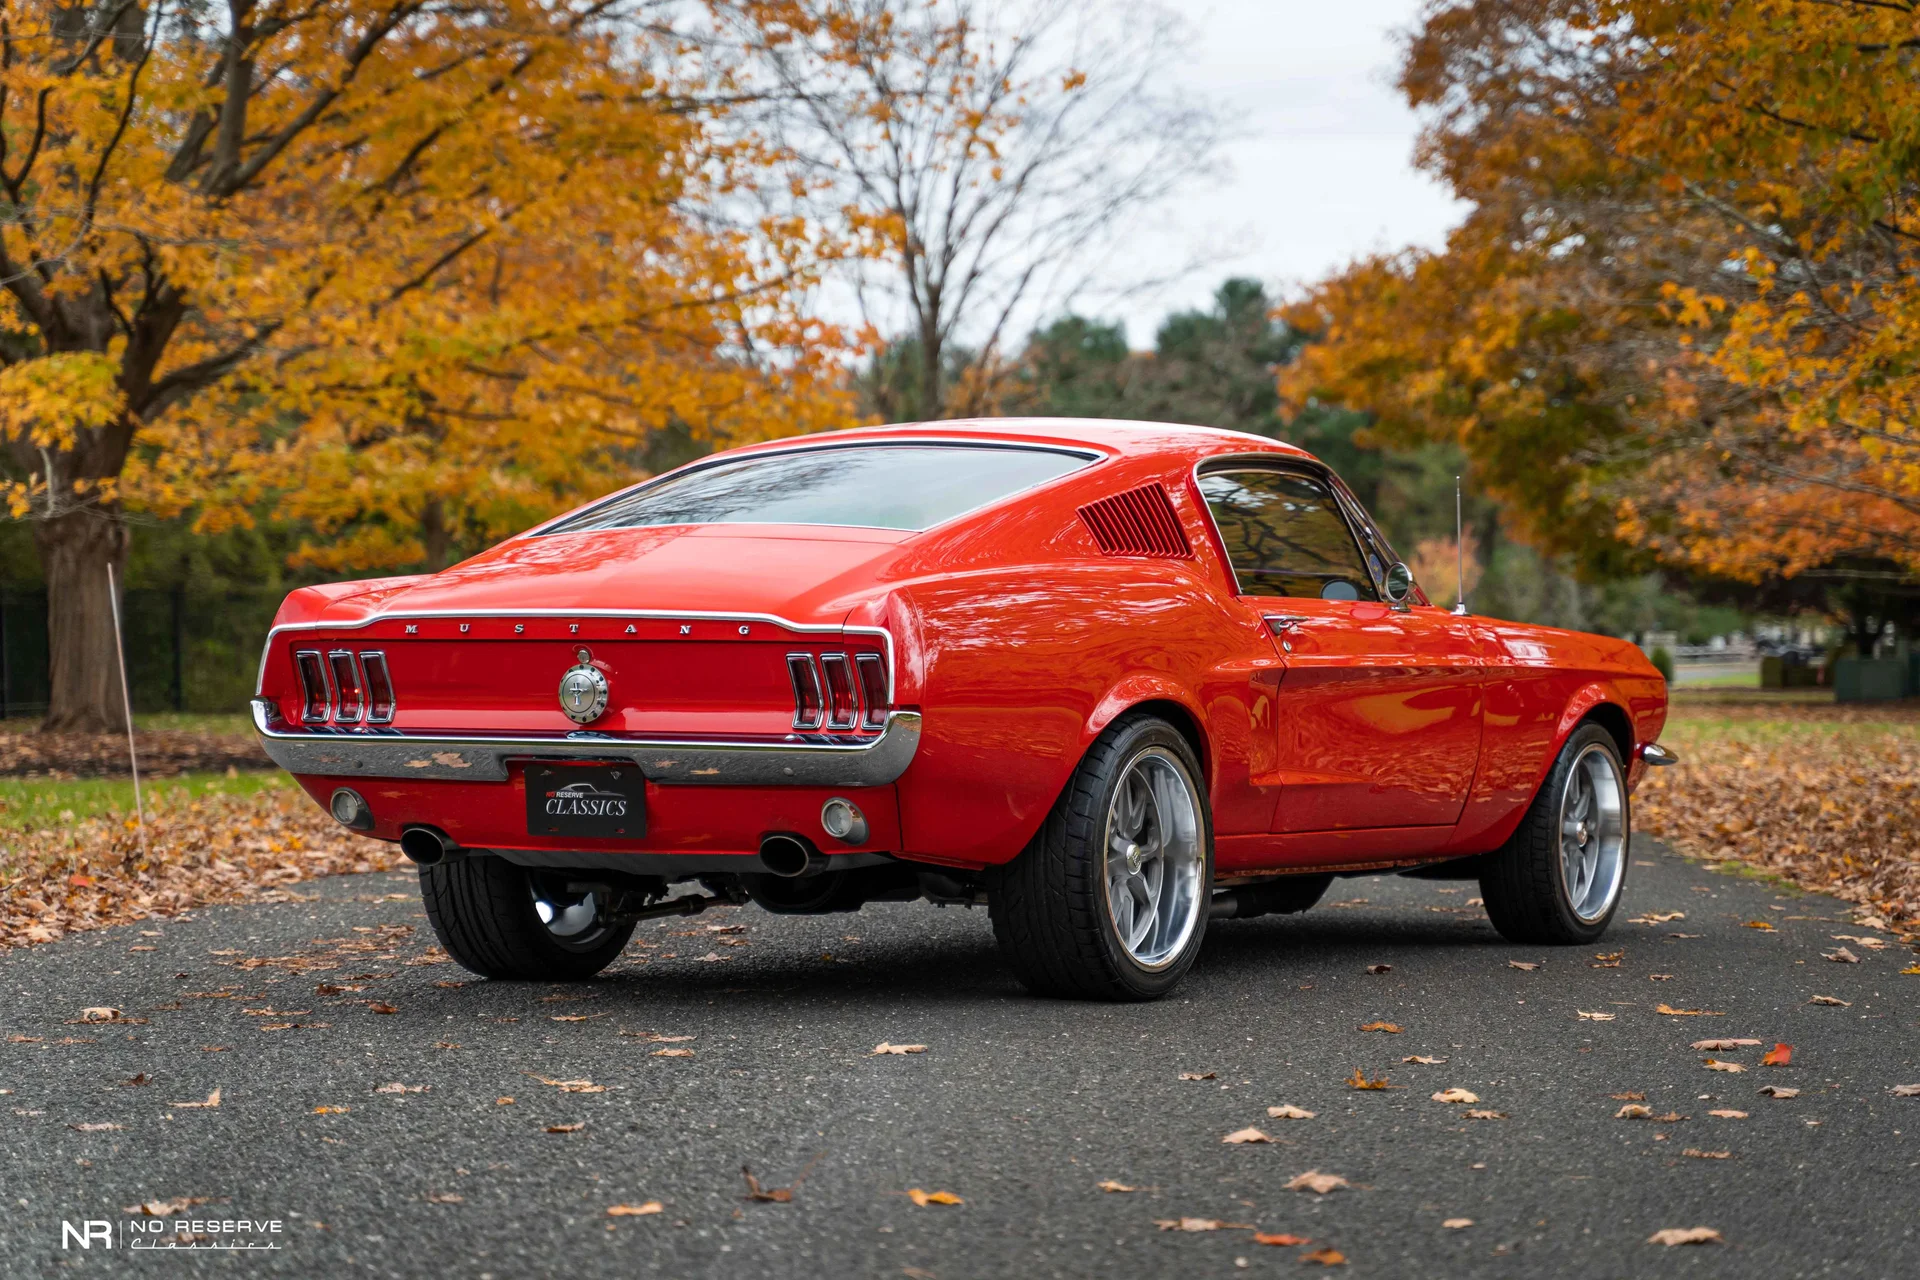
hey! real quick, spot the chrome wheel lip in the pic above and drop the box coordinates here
[1101,746,1206,971]
[1558,742,1627,923]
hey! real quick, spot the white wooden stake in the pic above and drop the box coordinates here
[106,563,146,854]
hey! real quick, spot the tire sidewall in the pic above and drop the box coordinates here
[1541,724,1630,940]
[1085,720,1214,998]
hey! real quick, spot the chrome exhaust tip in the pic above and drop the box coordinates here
[399,825,460,867]
[758,833,828,878]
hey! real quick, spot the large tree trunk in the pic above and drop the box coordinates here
[35,505,131,734]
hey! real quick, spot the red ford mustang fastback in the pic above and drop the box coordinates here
[255,419,1673,999]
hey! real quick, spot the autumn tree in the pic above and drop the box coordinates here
[1280,0,1920,605]
[720,0,1216,420]
[0,0,850,732]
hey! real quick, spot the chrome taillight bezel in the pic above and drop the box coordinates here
[787,653,825,730]
[820,653,859,729]
[360,651,396,724]
[788,649,890,733]
[855,653,889,728]
[328,650,365,724]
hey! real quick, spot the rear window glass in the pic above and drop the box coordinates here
[546,443,1091,534]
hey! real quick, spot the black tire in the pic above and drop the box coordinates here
[420,857,634,981]
[989,713,1213,1001]
[1479,723,1630,945]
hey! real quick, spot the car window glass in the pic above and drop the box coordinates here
[546,444,1089,534]
[1197,469,1379,600]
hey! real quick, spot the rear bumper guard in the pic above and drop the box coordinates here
[251,698,921,787]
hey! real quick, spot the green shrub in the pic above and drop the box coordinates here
[1650,646,1675,682]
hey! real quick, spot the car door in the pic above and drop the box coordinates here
[1195,463,1484,833]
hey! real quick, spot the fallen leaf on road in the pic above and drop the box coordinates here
[1267,1105,1316,1120]
[1682,1149,1730,1160]
[1690,1039,1760,1050]
[1577,1011,1616,1022]
[1254,1231,1311,1246]
[1649,974,1674,981]
[1832,935,1887,950]
[77,1007,120,1022]
[1463,1109,1506,1120]
[549,1015,594,1023]
[1892,1084,1920,1097]
[1903,965,1920,975]
[1648,1227,1721,1246]
[545,1123,584,1133]
[425,1191,463,1204]
[375,1083,428,1094]
[1808,995,1851,1006]
[872,1042,927,1055]
[1223,1127,1272,1144]
[496,1097,514,1105]
[1358,1021,1402,1033]
[652,1048,694,1058]
[1431,1089,1479,1104]
[1610,1092,1646,1101]
[1285,1170,1349,1194]
[1703,1060,1746,1073]
[1617,1104,1653,1118]
[1824,948,1859,964]
[1507,961,1540,971]
[1096,1180,1137,1193]
[1761,1044,1792,1066]
[1156,1217,1251,1232]
[70,1122,122,1131]
[1403,1055,1447,1065]
[1667,933,1703,938]
[367,1003,399,1015]
[172,1089,220,1109]
[906,1189,962,1207]
[1630,912,1685,924]
[607,1202,662,1217]
[1708,1110,1748,1119]
[125,1197,208,1216]
[1656,1004,1723,1016]
[1346,1069,1395,1090]
[1178,1071,1217,1081]
[1758,1086,1799,1098]
[1301,1247,1347,1265]
[312,1105,349,1115]
[1652,1111,1686,1122]
[1742,920,1774,931]
[1365,964,1391,975]
[1442,1218,1472,1229]
[1591,951,1622,968]
[528,1075,605,1093]
[123,1073,150,1087]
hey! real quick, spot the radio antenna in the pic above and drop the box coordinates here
[1452,475,1469,616]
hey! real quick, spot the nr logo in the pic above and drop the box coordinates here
[62,1221,112,1249]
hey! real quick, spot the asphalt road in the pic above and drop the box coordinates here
[2,836,1916,1278]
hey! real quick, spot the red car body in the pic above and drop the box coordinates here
[255,419,1667,884]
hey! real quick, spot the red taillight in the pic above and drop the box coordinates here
[821,654,858,728]
[295,650,331,722]
[787,654,824,729]
[361,651,395,723]
[855,653,889,727]
[329,651,365,723]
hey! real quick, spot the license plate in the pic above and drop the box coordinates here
[525,763,647,839]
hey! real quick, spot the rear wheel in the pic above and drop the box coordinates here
[1479,723,1629,945]
[990,714,1212,1000]
[421,857,635,981]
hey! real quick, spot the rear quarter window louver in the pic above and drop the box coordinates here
[1076,482,1194,558]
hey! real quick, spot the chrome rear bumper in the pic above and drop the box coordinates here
[251,699,921,787]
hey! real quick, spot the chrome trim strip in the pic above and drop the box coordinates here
[251,698,922,787]
[255,610,896,702]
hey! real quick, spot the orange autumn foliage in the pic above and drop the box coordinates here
[1281,0,1920,584]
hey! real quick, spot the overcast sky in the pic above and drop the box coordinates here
[1095,0,1466,348]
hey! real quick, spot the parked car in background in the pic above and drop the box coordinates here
[254,420,1673,1000]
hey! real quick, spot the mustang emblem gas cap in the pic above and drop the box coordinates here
[558,652,609,724]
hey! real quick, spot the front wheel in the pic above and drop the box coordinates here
[421,857,635,980]
[1479,723,1630,945]
[989,714,1213,1000]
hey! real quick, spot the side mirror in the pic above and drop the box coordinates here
[1383,562,1414,606]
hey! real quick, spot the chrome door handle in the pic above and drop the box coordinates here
[1265,614,1308,633]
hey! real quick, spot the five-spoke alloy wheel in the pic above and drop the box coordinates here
[1480,722,1631,945]
[991,713,1213,1000]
